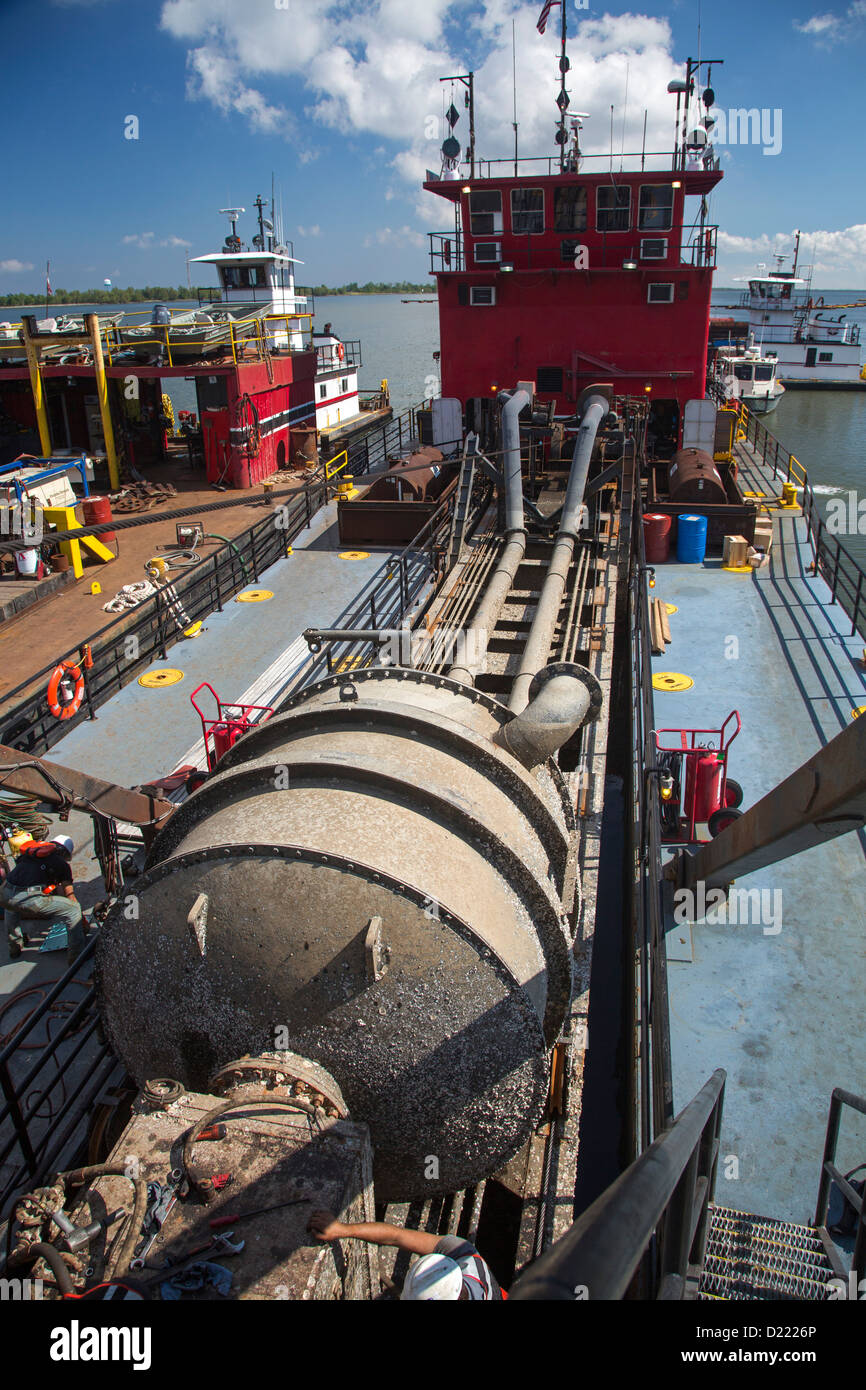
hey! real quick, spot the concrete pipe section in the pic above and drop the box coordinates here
[96,664,599,1200]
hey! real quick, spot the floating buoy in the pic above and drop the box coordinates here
[652,672,694,692]
[138,669,184,688]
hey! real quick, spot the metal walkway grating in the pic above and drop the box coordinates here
[698,1205,835,1300]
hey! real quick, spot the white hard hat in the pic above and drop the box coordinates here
[51,835,74,855]
[400,1254,463,1301]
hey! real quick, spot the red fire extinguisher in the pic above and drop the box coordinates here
[686,749,724,824]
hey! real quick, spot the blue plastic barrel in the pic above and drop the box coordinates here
[676,513,708,564]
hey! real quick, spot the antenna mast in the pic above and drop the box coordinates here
[512,19,519,176]
[557,1,569,172]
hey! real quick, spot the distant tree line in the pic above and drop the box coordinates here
[0,281,435,306]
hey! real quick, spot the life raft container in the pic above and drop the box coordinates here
[47,660,85,719]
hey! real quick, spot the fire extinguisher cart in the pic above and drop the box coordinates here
[190,682,275,772]
[655,709,743,845]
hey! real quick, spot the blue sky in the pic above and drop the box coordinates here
[1,0,865,293]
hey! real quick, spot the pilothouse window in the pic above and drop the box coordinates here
[221,265,268,290]
[596,186,631,232]
[469,190,503,236]
[511,188,544,234]
[638,186,674,231]
[554,186,587,232]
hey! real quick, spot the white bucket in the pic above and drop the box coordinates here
[14,548,39,576]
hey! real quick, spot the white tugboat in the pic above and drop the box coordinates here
[115,200,384,445]
[716,342,786,414]
[733,235,865,389]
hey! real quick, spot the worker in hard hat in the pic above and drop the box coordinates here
[308,1210,504,1300]
[0,834,86,966]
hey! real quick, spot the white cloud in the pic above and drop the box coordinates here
[0,259,35,273]
[122,232,192,249]
[717,225,866,287]
[297,225,321,238]
[158,2,688,209]
[794,3,866,44]
[363,225,426,249]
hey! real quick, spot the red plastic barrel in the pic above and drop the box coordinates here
[82,495,116,546]
[643,512,671,562]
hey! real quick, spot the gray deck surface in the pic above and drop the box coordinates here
[657,446,866,1223]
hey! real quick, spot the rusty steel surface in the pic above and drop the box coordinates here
[96,668,580,1201]
[83,1080,378,1300]
[0,743,173,827]
[666,449,728,505]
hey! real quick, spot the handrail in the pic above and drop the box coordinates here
[711,390,866,639]
[325,449,349,481]
[510,1069,726,1300]
[814,1086,866,1288]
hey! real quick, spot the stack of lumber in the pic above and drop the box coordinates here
[650,597,673,655]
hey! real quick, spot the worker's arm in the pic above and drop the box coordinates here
[308,1210,440,1255]
[60,882,77,901]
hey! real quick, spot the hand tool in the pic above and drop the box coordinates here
[209,1196,310,1229]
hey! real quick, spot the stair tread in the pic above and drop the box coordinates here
[698,1204,837,1301]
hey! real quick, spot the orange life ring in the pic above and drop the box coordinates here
[336,342,344,361]
[47,660,85,719]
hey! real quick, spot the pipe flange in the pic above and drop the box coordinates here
[142,1077,185,1111]
[527,661,604,724]
[209,1053,348,1118]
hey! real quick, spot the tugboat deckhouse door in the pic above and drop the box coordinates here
[682,398,717,454]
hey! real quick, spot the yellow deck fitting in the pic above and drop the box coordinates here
[339,551,370,561]
[851,707,866,720]
[235,589,274,602]
[652,672,694,692]
[138,669,184,688]
[90,581,101,595]
[664,604,678,615]
[722,565,754,574]
[183,622,203,638]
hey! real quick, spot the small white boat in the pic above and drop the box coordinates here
[717,343,786,415]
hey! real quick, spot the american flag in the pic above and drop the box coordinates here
[536,0,561,34]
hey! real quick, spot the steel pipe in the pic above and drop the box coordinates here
[508,387,611,714]
[449,389,529,686]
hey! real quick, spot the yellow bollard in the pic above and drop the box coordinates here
[90,581,101,595]
[781,481,798,507]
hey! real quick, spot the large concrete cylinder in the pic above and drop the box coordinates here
[96,668,581,1200]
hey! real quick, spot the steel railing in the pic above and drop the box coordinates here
[814,1087,866,1288]
[632,484,675,1149]
[103,311,314,368]
[0,487,325,757]
[714,393,866,640]
[0,937,124,1219]
[510,1069,726,1300]
[429,224,717,274]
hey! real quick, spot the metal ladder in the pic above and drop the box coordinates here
[446,433,479,570]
